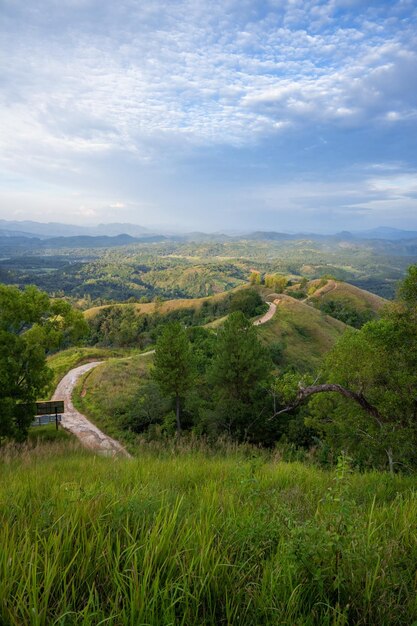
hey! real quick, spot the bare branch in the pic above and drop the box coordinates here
[271,383,385,428]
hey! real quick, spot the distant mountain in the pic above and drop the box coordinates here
[1,220,417,243]
[0,220,153,239]
[242,231,293,241]
[43,234,166,248]
[351,227,417,240]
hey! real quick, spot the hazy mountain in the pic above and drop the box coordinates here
[2,220,417,243]
[351,227,417,240]
[0,220,153,238]
[42,234,166,248]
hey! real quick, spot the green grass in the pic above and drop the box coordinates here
[0,443,416,625]
[47,346,142,389]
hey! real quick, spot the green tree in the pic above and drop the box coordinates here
[0,285,88,441]
[209,311,273,442]
[152,321,196,434]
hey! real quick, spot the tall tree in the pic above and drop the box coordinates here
[152,321,195,434]
[0,285,88,441]
[209,311,273,441]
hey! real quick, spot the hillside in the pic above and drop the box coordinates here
[256,293,347,371]
[84,286,242,320]
[304,279,387,312]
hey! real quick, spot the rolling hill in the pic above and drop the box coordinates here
[304,279,387,312]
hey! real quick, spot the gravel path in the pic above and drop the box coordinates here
[52,361,131,458]
[253,301,277,326]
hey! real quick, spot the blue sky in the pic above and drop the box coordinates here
[1,0,416,232]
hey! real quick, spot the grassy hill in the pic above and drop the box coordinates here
[1,443,416,625]
[305,279,387,312]
[84,287,239,320]
[256,294,347,371]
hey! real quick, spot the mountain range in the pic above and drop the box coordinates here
[1,220,417,244]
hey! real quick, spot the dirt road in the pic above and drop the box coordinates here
[253,301,277,326]
[52,361,131,458]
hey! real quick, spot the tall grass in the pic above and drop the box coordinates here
[0,444,416,625]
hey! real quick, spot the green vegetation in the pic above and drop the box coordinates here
[1,444,416,625]
[1,236,414,302]
[86,287,265,348]
[0,285,87,441]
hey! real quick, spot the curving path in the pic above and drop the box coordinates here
[52,307,275,457]
[253,301,277,326]
[52,361,131,458]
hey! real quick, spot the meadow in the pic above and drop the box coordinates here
[1,442,416,626]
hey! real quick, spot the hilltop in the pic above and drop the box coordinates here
[303,279,387,313]
[256,293,347,371]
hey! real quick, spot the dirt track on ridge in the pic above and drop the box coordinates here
[253,302,277,326]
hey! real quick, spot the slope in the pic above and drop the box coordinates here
[256,293,347,371]
[304,279,387,312]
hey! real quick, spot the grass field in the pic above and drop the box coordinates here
[0,443,416,625]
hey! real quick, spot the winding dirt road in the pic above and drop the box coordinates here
[52,361,131,457]
[253,301,277,326]
[52,307,275,457]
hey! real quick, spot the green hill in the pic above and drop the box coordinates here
[256,294,347,371]
[305,279,387,312]
[84,287,240,320]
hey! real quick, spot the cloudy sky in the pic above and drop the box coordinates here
[1,0,416,232]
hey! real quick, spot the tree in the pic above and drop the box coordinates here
[249,271,261,285]
[229,288,265,317]
[0,285,88,441]
[209,311,273,442]
[152,321,196,434]
[273,265,417,472]
[264,273,287,292]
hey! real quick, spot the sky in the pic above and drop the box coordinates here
[1,0,417,233]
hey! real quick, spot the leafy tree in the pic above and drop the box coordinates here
[152,321,196,434]
[229,288,266,317]
[317,299,374,328]
[0,285,88,441]
[209,311,273,442]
